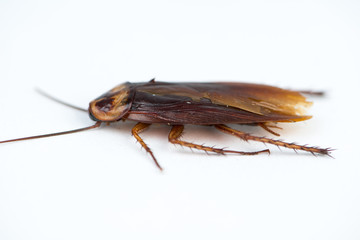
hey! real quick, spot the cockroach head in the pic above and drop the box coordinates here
[89,82,132,122]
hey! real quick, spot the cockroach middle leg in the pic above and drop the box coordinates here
[215,124,332,156]
[131,122,163,171]
[168,125,269,156]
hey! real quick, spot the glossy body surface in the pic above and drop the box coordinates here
[87,79,330,170]
[0,79,331,171]
[89,80,312,124]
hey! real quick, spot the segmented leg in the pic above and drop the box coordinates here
[258,123,282,136]
[168,125,269,155]
[131,122,162,171]
[215,124,332,156]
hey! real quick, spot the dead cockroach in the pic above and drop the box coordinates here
[0,79,332,170]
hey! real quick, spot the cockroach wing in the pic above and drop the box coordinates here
[126,82,312,125]
[136,82,312,116]
[207,82,312,116]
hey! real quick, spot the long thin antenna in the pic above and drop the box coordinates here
[35,88,88,112]
[0,122,101,144]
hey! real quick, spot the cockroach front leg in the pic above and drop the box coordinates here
[131,122,163,171]
[168,125,269,155]
[215,124,332,156]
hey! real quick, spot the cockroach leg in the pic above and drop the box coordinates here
[131,122,163,171]
[215,124,332,156]
[258,123,281,136]
[168,125,270,156]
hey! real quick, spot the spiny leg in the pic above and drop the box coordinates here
[168,125,269,155]
[131,122,162,171]
[215,124,331,156]
[258,122,282,136]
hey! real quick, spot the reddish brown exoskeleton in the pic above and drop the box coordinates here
[0,79,332,170]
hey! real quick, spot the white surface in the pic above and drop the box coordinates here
[0,1,359,239]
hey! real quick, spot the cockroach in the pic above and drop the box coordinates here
[0,79,332,170]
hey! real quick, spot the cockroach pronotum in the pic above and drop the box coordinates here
[0,79,332,170]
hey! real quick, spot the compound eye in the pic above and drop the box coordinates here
[89,110,99,121]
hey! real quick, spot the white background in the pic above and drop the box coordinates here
[0,0,359,239]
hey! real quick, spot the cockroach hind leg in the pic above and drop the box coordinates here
[258,123,281,136]
[168,125,269,156]
[131,122,163,171]
[215,124,332,157]
[318,147,334,157]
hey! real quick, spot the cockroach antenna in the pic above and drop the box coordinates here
[35,88,88,112]
[0,89,101,144]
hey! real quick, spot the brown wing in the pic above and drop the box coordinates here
[126,81,312,125]
[203,82,312,116]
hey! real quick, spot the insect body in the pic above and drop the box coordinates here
[0,79,332,170]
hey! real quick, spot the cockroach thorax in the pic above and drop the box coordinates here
[89,82,132,122]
